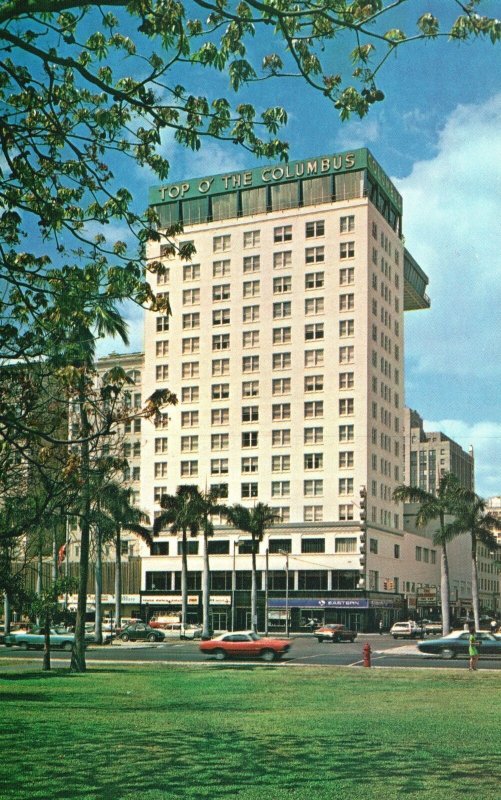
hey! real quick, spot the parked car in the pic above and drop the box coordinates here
[149,621,203,639]
[315,624,357,643]
[4,627,77,651]
[119,623,165,642]
[421,620,443,635]
[199,631,292,661]
[417,630,501,659]
[84,624,112,644]
[390,621,423,639]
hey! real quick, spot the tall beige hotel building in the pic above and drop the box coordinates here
[140,149,432,632]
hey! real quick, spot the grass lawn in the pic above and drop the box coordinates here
[1,662,500,800]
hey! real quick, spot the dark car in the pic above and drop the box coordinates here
[417,630,501,659]
[315,624,357,643]
[119,623,165,642]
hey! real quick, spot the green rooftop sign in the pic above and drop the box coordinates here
[149,147,402,212]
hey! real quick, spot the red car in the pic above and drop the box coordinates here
[199,631,292,662]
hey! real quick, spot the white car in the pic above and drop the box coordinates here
[390,621,423,639]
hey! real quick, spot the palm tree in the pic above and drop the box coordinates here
[197,488,228,639]
[393,473,466,635]
[225,503,277,632]
[446,495,499,629]
[153,486,202,627]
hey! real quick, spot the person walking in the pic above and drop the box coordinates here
[468,625,480,671]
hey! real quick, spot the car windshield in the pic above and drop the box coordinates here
[249,632,260,641]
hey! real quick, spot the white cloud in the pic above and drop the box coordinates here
[423,418,501,499]
[395,93,501,380]
[334,116,380,151]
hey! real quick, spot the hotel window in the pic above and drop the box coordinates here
[242,380,259,397]
[242,330,260,348]
[212,284,230,301]
[305,220,325,238]
[241,456,259,473]
[301,537,325,552]
[241,482,258,498]
[182,312,200,330]
[304,374,323,392]
[273,276,292,293]
[305,246,324,264]
[274,225,292,242]
[273,301,291,318]
[212,358,230,376]
[153,488,167,505]
[394,544,400,559]
[272,403,291,421]
[243,280,260,298]
[182,337,199,354]
[340,241,355,259]
[339,424,354,442]
[156,340,169,357]
[273,326,291,344]
[304,453,323,470]
[242,405,259,422]
[370,538,378,554]
[272,429,291,446]
[304,479,323,496]
[271,481,290,497]
[339,398,354,415]
[243,230,260,248]
[305,271,324,290]
[181,410,199,427]
[269,538,292,554]
[305,323,324,340]
[243,255,260,273]
[305,297,324,315]
[154,437,168,454]
[181,435,198,452]
[213,259,231,277]
[154,462,168,478]
[211,383,229,400]
[183,264,200,281]
[242,355,259,372]
[211,433,229,450]
[339,372,354,389]
[272,378,291,395]
[339,267,355,285]
[155,413,169,429]
[304,427,323,444]
[157,268,170,285]
[272,352,291,370]
[272,455,290,472]
[339,477,354,494]
[242,304,260,322]
[304,349,323,367]
[181,460,198,477]
[298,569,328,590]
[183,287,200,305]
[213,234,231,252]
[273,251,292,269]
[242,431,258,447]
[340,215,355,233]
[156,364,169,381]
[304,401,323,418]
[181,386,199,403]
[339,345,354,364]
[339,320,354,337]
[156,316,169,332]
[338,506,354,522]
[303,506,324,522]
[339,293,355,311]
[339,451,354,468]
[212,333,230,351]
[211,458,229,475]
[212,309,230,326]
[211,408,229,425]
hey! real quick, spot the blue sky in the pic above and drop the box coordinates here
[97,3,501,498]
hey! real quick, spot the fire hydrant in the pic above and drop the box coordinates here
[363,642,372,668]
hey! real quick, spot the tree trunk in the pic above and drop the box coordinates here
[181,529,188,627]
[115,527,122,631]
[36,548,43,626]
[94,527,103,645]
[202,531,211,639]
[4,592,12,635]
[43,611,51,671]
[71,391,91,673]
[251,537,257,632]
[471,531,480,629]
[52,526,58,583]
[440,542,451,635]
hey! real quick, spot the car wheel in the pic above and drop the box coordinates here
[316,637,323,643]
[393,635,398,639]
[120,633,129,642]
[261,649,276,662]
[441,648,456,660]
[332,637,340,643]
[62,642,72,652]
[213,648,227,661]
[147,633,157,642]
[19,641,28,650]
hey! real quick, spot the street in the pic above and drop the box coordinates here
[2,634,501,671]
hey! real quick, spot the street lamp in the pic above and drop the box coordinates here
[279,549,289,638]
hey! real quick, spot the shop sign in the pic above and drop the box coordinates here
[209,595,231,606]
[142,594,199,606]
[268,598,369,609]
